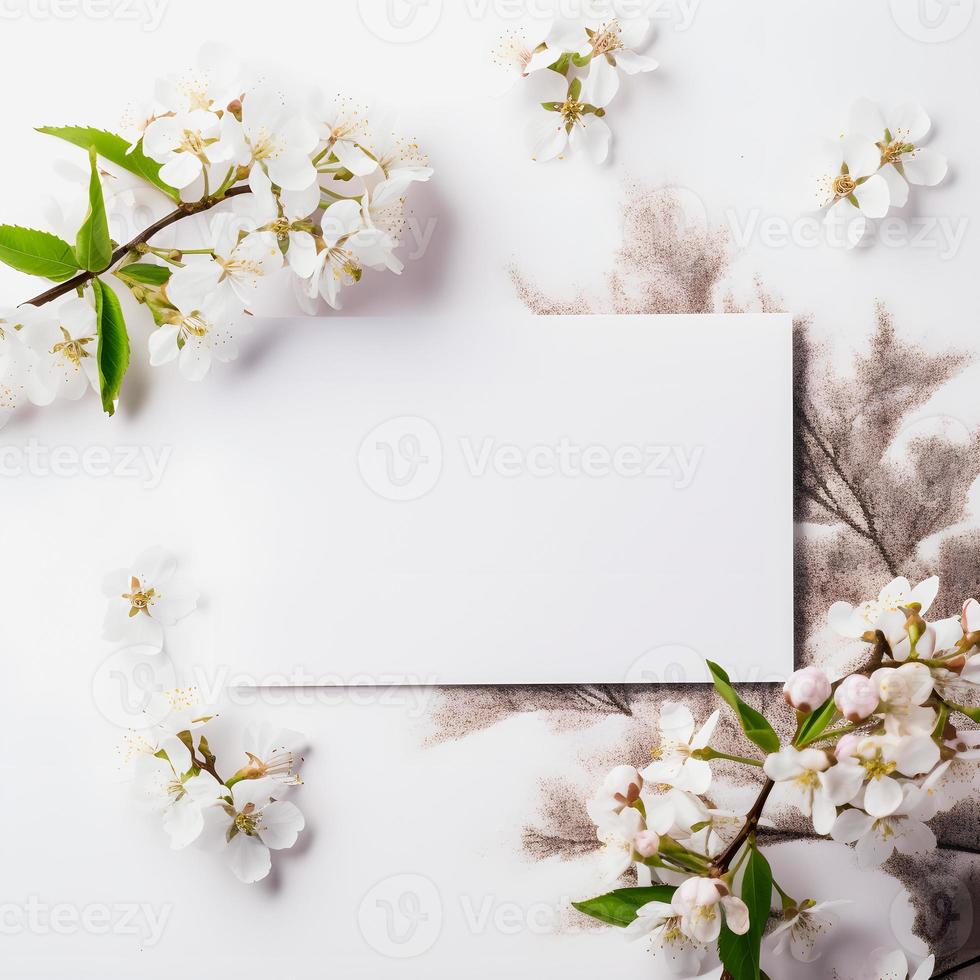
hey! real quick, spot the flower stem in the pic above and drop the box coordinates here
[697,748,764,767]
[20,185,252,309]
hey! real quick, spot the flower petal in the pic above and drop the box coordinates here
[903,147,947,186]
[225,833,272,883]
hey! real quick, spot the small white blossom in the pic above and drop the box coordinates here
[642,702,719,795]
[168,211,280,312]
[221,777,305,884]
[769,899,850,963]
[671,876,750,944]
[133,754,223,850]
[764,746,861,834]
[18,299,99,404]
[102,547,198,652]
[143,109,236,190]
[849,100,947,207]
[625,899,709,976]
[829,576,939,644]
[831,780,939,867]
[826,733,939,818]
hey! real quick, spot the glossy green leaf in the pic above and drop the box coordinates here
[706,661,780,754]
[795,696,839,747]
[36,125,180,202]
[572,886,676,928]
[116,262,171,286]
[91,278,130,417]
[719,846,773,980]
[75,147,113,273]
[0,225,80,281]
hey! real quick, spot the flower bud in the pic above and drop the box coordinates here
[633,830,660,858]
[834,674,879,722]
[600,765,643,812]
[783,666,832,712]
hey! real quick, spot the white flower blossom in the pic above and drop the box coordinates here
[239,722,306,786]
[133,753,223,850]
[642,702,719,794]
[764,746,861,834]
[671,876,750,944]
[826,733,939,818]
[769,899,850,963]
[871,662,936,736]
[102,547,198,652]
[18,299,99,404]
[849,100,947,207]
[168,211,280,312]
[143,109,237,190]
[526,71,611,164]
[625,899,709,976]
[829,576,939,645]
[221,777,305,884]
[830,778,940,868]
[578,11,658,107]
[221,84,319,192]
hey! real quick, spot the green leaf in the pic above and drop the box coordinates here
[795,696,839,747]
[36,125,180,202]
[567,77,583,101]
[0,225,80,281]
[116,262,171,286]
[75,146,113,273]
[706,661,780,754]
[91,278,130,417]
[718,846,773,980]
[572,886,676,928]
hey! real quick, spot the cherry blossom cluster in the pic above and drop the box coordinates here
[0,46,432,427]
[494,3,658,164]
[107,547,306,885]
[574,576,979,979]
[808,100,947,249]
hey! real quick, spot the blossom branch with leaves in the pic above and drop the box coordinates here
[0,47,432,427]
[574,576,980,978]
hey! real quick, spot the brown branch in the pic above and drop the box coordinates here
[710,778,775,875]
[20,185,251,308]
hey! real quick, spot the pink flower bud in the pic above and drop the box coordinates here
[783,666,832,712]
[633,830,660,858]
[834,674,879,722]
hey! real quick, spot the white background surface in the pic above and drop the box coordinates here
[1,1,979,977]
